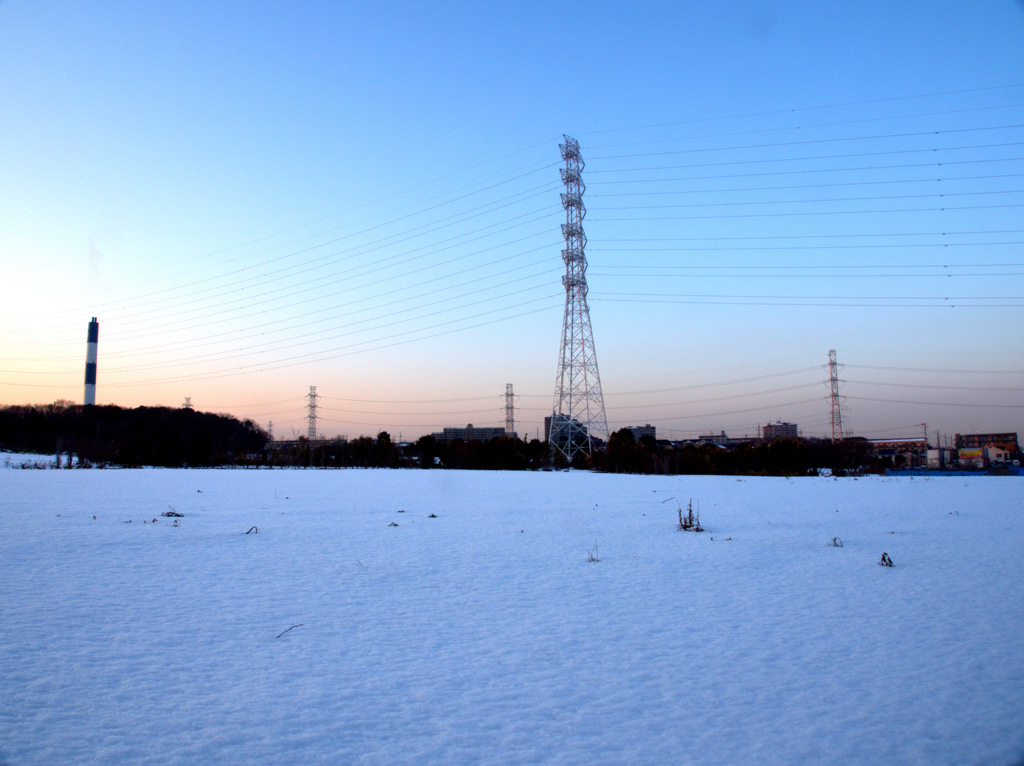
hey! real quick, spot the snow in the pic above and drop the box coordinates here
[1,451,77,469]
[1,467,1023,765]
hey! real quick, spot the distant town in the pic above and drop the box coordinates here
[3,401,1019,475]
[261,416,1023,474]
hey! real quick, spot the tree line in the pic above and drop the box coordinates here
[595,428,879,476]
[271,428,878,475]
[0,402,266,467]
[267,432,550,470]
[2,402,879,474]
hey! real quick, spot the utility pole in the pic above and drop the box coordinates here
[550,135,609,463]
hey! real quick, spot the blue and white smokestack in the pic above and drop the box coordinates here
[84,317,98,406]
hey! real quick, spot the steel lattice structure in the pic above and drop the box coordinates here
[307,386,319,442]
[505,383,516,438]
[829,350,844,442]
[550,135,608,462]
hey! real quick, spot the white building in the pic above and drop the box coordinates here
[762,421,798,440]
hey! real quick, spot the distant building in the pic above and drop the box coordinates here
[953,445,1010,469]
[984,446,1009,466]
[544,414,587,441]
[698,430,732,446]
[544,414,594,454]
[868,438,928,467]
[762,421,798,440]
[927,448,954,469]
[627,424,656,441]
[958,448,984,469]
[432,423,507,442]
[955,432,1019,455]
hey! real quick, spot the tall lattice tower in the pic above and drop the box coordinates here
[550,135,609,462]
[505,383,516,438]
[307,386,319,441]
[829,350,844,441]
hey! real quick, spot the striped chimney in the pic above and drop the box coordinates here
[84,317,98,406]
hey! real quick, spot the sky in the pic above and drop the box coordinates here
[2,0,1023,443]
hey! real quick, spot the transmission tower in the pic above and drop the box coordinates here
[550,135,609,462]
[307,386,319,441]
[505,383,516,438]
[829,350,844,442]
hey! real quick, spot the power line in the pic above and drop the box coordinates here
[591,296,1024,308]
[586,101,1024,152]
[586,142,1024,175]
[603,366,822,396]
[592,271,1023,279]
[47,156,564,306]
[596,189,1024,211]
[4,245,562,363]
[605,397,828,422]
[103,280,560,373]
[588,156,1024,186]
[846,364,1024,374]
[606,382,823,410]
[97,299,563,387]
[846,395,1024,409]
[29,172,562,325]
[589,172,1024,198]
[28,123,1019,329]
[848,379,1023,392]
[590,202,1023,223]
[105,251,560,356]
[107,238,560,350]
[94,202,561,327]
[591,245,1024,253]
[589,124,1024,161]
[597,228,1024,242]
[576,83,1024,137]
[318,394,500,404]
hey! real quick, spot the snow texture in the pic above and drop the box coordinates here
[2,451,78,469]
[1,466,1023,765]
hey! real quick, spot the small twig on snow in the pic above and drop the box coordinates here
[276,624,303,638]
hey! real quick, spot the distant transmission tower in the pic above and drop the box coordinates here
[505,383,516,438]
[829,349,844,441]
[550,135,609,462]
[182,396,193,410]
[307,386,319,441]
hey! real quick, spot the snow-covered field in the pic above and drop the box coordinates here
[2,466,1022,765]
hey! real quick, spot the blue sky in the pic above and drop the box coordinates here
[2,1,1022,443]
